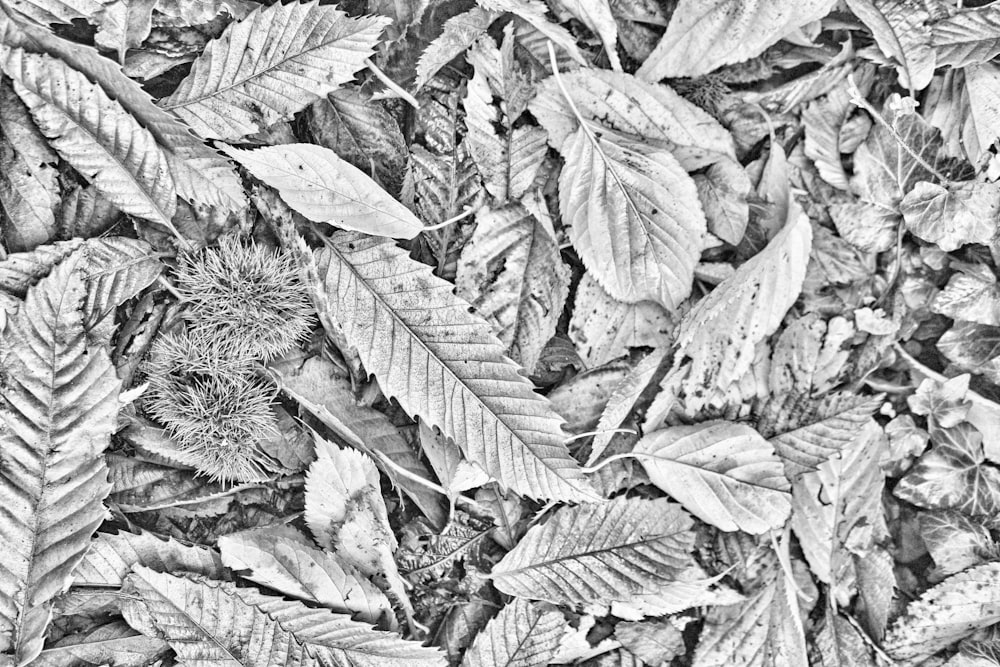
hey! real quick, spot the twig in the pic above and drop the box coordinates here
[843,612,896,665]
[422,206,477,231]
[370,449,488,516]
[366,58,419,109]
[845,74,953,186]
[156,275,184,301]
[564,427,637,443]
[893,343,1000,414]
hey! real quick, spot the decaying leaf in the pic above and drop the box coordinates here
[884,562,1000,662]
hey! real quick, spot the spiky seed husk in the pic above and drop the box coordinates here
[174,235,314,360]
[144,331,280,483]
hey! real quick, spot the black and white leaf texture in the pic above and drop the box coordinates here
[121,567,446,666]
[159,1,388,140]
[559,128,706,309]
[635,422,791,534]
[665,211,813,412]
[694,571,808,667]
[636,0,835,80]
[491,497,695,608]
[0,76,58,253]
[313,231,595,502]
[0,257,120,665]
[455,204,569,373]
[884,561,1000,662]
[461,598,565,667]
[4,48,177,231]
[932,4,1000,68]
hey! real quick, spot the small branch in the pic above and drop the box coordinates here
[893,343,1000,414]
[156,275,184,302]
[370,449,487,516]
[846,74,953,186]
[422,206,477,231]
[366,58,419,109]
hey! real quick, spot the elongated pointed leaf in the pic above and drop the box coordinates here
[884,562,1000,662]
[0,258,120,665]
[636,0,835,80]
[314,231,594,502]
[121,567,446,666]
[4,49,177,231]
[160,1,388,140]
[559,128,706,309]
[461,598,565,667]
[635,422,791,534]
[455,205,570,373]
[221,144,422,238]
[491,498,695,607]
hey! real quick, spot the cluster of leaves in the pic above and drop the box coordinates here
[8,0,1000,665]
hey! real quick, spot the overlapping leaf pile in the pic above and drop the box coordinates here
[5,0,1000,664]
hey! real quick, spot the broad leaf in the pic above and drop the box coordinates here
[307,87,408,193]
[72,530,224,588]
[530,69,734,169]
[221,144,422,239]
[463,37,547,202]
[932,4,1000,68]
[305,437,412,625]
[93,0,156,63]
[666,212,812,412]
[121,567,446,666]
[33,621,168,667]
[895,422,1000,516]
[461,598,565,667]
[813,608,876,667]
[3,0,101,25]
[491,497,695,608]
[933,257,1000,327]
[694,570,808,667]
[0,6,245,213]
[636,0,835,80]
[218,528,392,625]
[559,127,706,309]
[919,511,995,580]
[557,0,620,71]
[415,7,498,90]
[791,422,885,604]
[159,1,389,140]
[635,422,791,534]
[313,231,595,502]
[0,258,120,665]
[768,393,883,478]
[899,180,1000,251]
[845,0,934,91]
[267,354,445,525]
[884,562,1000,662]
[568,273,673,367]
[694,158,751,245]
[455,204,569,373]
[589,348,668,465]
[4,49,178,232]
[0,77,58,252]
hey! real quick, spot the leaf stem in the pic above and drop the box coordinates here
[845,74,952,186]
[366,58,419,109]
[369,449,488,515]
[421,206,476,231]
